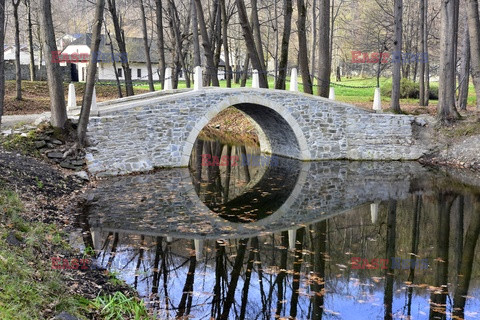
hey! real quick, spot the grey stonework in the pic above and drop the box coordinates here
[86,161,429,240]
[85,88,428,177]
[4,61,72,82]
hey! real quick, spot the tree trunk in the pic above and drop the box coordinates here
[458,17,471,111]
[419,0,426,106]
[466,0,480,116]
[424,0,430,105]
[297,0,313,94]
[220,0,231,87]
[77,0,105,146]
[275,0,292,90]
[437,0,460,123]
[251,0,266,69]
[107,0,134,96]
[169,0,190,88]
[106,27,123,98]
[236,0,268,88]
[139,0,154,91]
[194,0,219,86]
[391,0,403,113]
[40,0,67,128]
[310,0,317,79]
[155,0,166,89]
[317,0,330,97]
[191,0,201,67]
[25,0,36,82]
[241,54,249,87]
[13,0,22,100]
[0,0,5,127]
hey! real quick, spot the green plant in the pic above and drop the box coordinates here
[92,292,150,320]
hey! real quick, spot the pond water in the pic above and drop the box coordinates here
[74,138,480,320]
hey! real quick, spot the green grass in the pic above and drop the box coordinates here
[91,292,150,320]
[0,185,153,319]
[133,76,478,108]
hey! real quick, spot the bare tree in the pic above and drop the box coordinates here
[466,0,480,116]
[297,0,313,94]
[12,0,22,100]
[194,0,219,86]
[139,0,154,91]
[236,0,268,88]
[25,0,36,81]
[40,0,67,128]
[107,0,134,96]
[191,0,201,67]
[390,0,403,113]
[458,16,470,111]
[220,0,231,87]
[317,0,331,97]
[155,0,166,89]
[437,0,460,123]
[0,0,5,127]
[275,0,292,90]
[419,0,426,106]
[77,0,105,146]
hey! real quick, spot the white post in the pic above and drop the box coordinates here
[288,229,297,250]
[166,236,173,243]
[67,83,76,111]
[164,67,173,90]
[290,68,298,92]
[373,87,382,112]
[194,66,203,91]
[194,239,203,261]
[252,69,259,88]
[329,87,336,100]
[91,86,99,116]
[370,203,379,224]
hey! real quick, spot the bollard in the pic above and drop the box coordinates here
[252,69,259,88]
[290,68,298,92]
[91,86,99,116]
[194,66,203,91]
[166,236,173,243]
[329,87,336,100]
[67,83,76,111]
[373,87,382,112]
[370,202,379,224]
[164,67,173,90]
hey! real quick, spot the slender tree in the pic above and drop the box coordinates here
[297,0,313,94]
[466,0,480,117]
[155,0,166,89]
[437,0,460,123]
[139,0,154,91]
[0,0,5,127]
[12,0,22,100]
[220,0,231,87]
[77,0,105,146]
[194,0,219,86]
[25,0,36,81]
[236,0,268,88]
[191,0,201,67]
[390,0,403,113]
[419,0,426,106]
[40,0,67,128]
[458,17,470,111]
[107,0,134,96]
[317,0,331,97]
[275,0,292,90]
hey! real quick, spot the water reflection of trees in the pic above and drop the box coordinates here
[81,190,480,319]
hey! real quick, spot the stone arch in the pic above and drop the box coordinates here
[180,92,312,166]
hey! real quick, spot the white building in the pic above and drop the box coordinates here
[61,33,226,82]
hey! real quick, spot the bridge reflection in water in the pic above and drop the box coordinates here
[75,139,480,320]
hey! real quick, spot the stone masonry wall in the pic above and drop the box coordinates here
[85,88,427,177]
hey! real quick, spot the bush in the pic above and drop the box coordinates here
[381,79,439,100]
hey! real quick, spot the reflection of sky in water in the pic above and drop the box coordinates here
[75,139,480,319]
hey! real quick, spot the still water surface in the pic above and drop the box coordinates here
[75,139,480,319]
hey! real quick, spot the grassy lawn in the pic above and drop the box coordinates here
[0,182,151,319]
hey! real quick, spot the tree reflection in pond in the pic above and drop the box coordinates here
[74,140,480,319]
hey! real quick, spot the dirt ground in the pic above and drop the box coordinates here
[3,81,150,115]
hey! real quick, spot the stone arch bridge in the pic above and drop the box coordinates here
[85,88,426,176]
